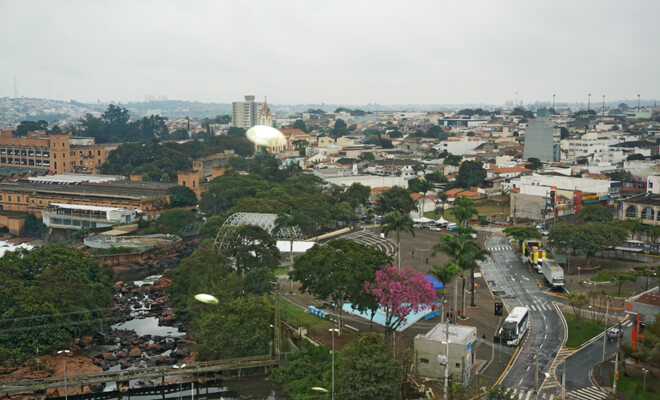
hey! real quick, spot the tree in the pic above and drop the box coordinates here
[560,127,570,139]
[292,119,307,132]
[193,297,272,360]
[568,293,588,326]
[486,385,516,400]
[359,151,375,161]
[292,239,391,334]
[167,185,197,207]
[510,107,534,119]
[451,196,478,226]
[434,231,487,313]
[573,223,629,266]
[504,226,542,250]
[426,170,447,183]
[456,160,486,188]
[331,119,348,138]
[143,208,197,235]
[433,262,460,299]
[291,139,308,156]
[341,182,371,209]
[363,266,437,344]
[549,223,579,272]
[271,344,332,399]
[632,312,660,367]
[606,169,632,183]
[338,333,400,400]
[577,204,613,222]
[14,120,48,136]
[227,127,246,138]
[526,157,543,170]
[381,211,415,269]
[599,270,638,295]
[437,192,448,217]
[274,211,311,291]
[21,213,46,237]
[218,225,281,275]
[0,245,113,360]
[443,153,462,166]
[377,186,416,214]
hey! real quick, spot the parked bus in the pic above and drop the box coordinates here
[500,306,529,346]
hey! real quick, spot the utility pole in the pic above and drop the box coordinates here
[602,298,609,362]
[535,349,539,395]
[637,94,640,112]
[443,315,450,400]
[561,361,566,400]
[613,331,620,395]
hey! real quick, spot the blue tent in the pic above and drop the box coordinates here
[425,274,444,290]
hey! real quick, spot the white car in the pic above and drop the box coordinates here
[430,226,443,232]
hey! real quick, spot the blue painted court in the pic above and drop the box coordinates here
[342,303,435,332]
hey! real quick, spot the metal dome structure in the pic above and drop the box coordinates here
[213,212,305,251]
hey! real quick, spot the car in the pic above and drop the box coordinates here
[607,326,623,340]
[429,226,444,232]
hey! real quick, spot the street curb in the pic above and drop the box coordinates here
[494,346,521,386]
[539,301,568,390]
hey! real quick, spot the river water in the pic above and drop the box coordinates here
[98,272,286,400]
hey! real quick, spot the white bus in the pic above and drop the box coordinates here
[501,306,529,346]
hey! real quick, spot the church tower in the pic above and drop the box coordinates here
[258,97,273,127]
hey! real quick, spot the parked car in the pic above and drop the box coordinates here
[607,326,623,341]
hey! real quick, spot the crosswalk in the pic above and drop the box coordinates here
[510,385,607,399]
[528,302,551,312]
[487,245,511,252]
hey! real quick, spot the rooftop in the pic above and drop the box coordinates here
[635,292,660,307]
[0,181,171,200]
[27,173,124,184]
[417,323,476,343]
[623,193,660,207]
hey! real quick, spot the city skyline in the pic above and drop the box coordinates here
[1,0,659,105]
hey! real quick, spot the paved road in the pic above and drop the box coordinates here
[480,234,563,395]
[562,319,632,390]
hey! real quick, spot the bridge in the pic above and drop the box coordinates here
[0,355,279,395]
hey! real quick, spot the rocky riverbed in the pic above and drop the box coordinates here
[0,271,195,399]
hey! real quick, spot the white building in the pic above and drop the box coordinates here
[42,203,138,231]
[232,95,263,129]
[414,323,477,385]
[434,137,485,156]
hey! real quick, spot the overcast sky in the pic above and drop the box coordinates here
[1,0,658,105]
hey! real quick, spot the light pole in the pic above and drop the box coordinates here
[439,339,451,400]
[588,93,591,114]
[552,94,556,110]
[57,350,70,400]
[173,364,186,400]
[642,368,648,391]
[637,94,641,112]
[578,267,581,284]
[329,327,339,400]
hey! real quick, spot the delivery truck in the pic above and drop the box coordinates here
[541,259,564,289]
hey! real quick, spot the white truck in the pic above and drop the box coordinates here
[541,259,564,289]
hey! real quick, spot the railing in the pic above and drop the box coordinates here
[0,355,279,394]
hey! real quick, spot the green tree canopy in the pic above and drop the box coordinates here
[526,157,543,170]
[338,333,400,400]
[143,208,197,235]
[291,239,391,333]
[381,210,415,268]
[451,196,478,226]
[456,160,486,188]
[377,186,415,214]
[577,204,613,222]
[14,120,48,136]
[504,226,542,249]
[167,185,197,207]
[217,225,281,275]
[271,344,332,399]
[0,246,113,360]
[292,119,307,132]
[331,119,348,138]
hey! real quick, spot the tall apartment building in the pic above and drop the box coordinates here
[232,95,262,129]
[232,95,273,129]
[0,130,117,174]
[522,109,558,162]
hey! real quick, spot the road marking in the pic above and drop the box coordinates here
[526,365,531,371]
[518,377,524,386]
[530,305,537,311]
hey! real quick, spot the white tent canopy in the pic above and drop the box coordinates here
[413,217,434,224]
[436,217,449,224]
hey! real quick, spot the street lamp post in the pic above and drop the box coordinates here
[173,364,186,400]
[642,368,648,391]
[329,327,339,400]
[57,350,70,400]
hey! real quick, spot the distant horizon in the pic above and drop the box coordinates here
[2,95,657,111]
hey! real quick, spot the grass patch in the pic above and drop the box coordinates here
[610,370,660,400]
[424,199,510,223]
[279,298,333,334]
[273,266,289,276]
[563,312,604,348]
[590,275,612,282]
[605,290,634,298]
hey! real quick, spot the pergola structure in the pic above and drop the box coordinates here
[213,212,305,251]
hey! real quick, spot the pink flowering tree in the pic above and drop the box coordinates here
[364,265,438,343]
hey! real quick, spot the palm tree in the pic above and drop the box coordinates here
[433,231,488,316]
[437,192,448,218]
[417,178,435,217]
[433,262,460,300]
[451,196,478,226]
[381,211,415,269]
[274,211,310,292]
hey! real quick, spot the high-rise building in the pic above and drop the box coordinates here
[523,109,558,161]
[232,95,263,129]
